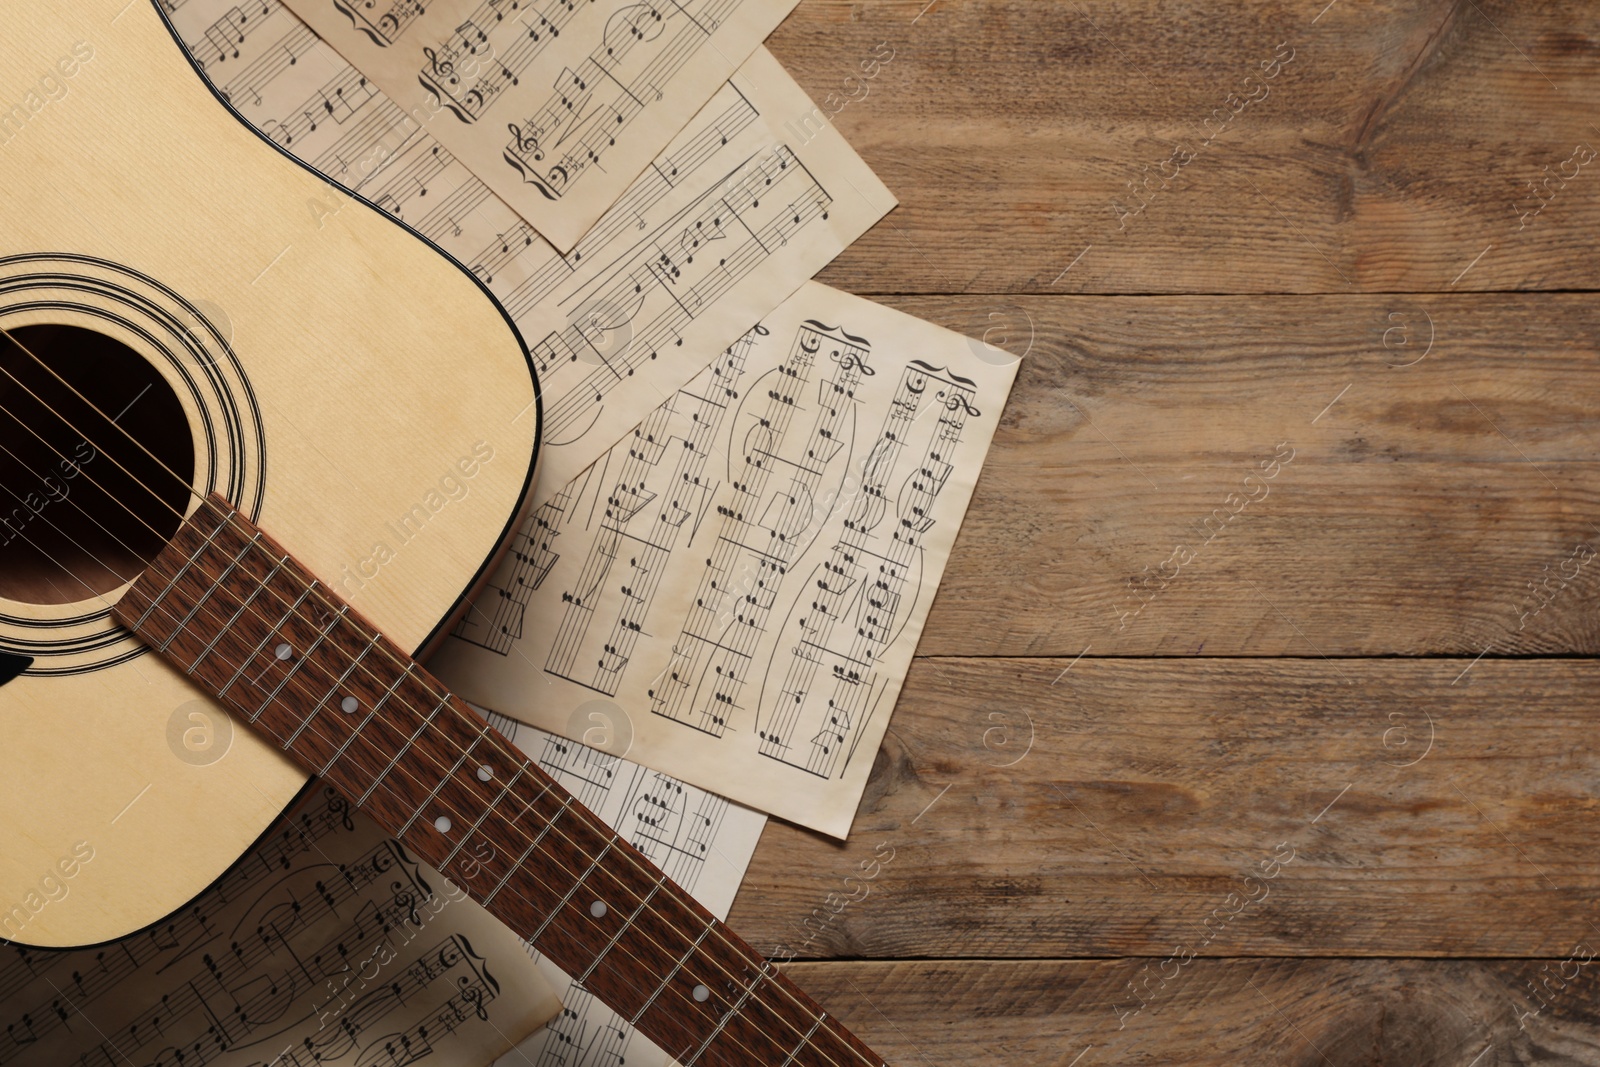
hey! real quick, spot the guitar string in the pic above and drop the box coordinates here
[0,356,844,1067]
[0,333,878,1067]
[0,439,154,615]
[0,362,845,1067]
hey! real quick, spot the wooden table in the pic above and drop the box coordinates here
[742,1,1600,1062]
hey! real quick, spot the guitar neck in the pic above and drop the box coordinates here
[113,495,885,1067]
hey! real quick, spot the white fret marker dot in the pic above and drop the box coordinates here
[275,643,293,661]
[692,984,710,1002]
[340,697,359,714]
[589,900,607,918]
[477,764,494,782]
[434,816,452,833]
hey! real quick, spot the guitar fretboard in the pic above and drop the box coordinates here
[113,494,886,1067]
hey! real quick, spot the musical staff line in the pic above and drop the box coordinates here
[0,792,559,1067]
[281,0,815,248]
[433,283,1018,839]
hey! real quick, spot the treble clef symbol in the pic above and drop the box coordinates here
[458,976,491,1020]
[325,792,355,831]
[832,352,876,376]
[392,887,421,925]
[422,45,457,83]
[944,393,981,417]
[507,122,543,160]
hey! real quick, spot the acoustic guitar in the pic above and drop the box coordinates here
[0,2,888,1064]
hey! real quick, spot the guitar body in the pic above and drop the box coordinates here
[0,0,539,947]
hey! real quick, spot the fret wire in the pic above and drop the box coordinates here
[221,580,320,706]
[283,629,381,749]
[578,871,668,984]
[256,605,348,723]
[780,1013,829,1067]
[117,523,813,1067]
[683,960,777,1067]
[483,795,573,907]
[292,652,828,1065]
[629,914,716,1026]
[141,548,768,1058]
[529,833,619,945]
[396,721,491,836]
[354,693,453,807]
[210,632,776,1063]
[316,664,415,778]
[313,619,837,1065]
[130,505,875,1067]
[190,555,289,676]
[130,512,228,631]
[339,690,833,1066]
[259,611,838,1067]
[438,756,531,869]
[158,531,263,652]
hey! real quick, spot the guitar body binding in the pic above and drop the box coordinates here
[0,0,543,949]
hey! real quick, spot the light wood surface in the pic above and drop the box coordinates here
[736,0,1600,1062]
[0,0,538,946]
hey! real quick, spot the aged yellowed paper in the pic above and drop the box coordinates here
[476,708,768,1067]
[0,789,560,1067]
[277,0,806,250]
[167,0,896,504]
[432,283,1021,838]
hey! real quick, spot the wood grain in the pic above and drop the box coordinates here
[786,958,1600,1067]
[859,293,1600,658]
[766,0,1600,295]
[0,0,538,947]
[114,497,890,1067]
[730,656,1600,959]
[755,0,1600,1062]
[5,0,1583,1058]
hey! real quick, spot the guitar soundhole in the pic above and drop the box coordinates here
[0,325,194,606]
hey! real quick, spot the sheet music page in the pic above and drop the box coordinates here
[271,0,804,251]
[167,1,896,497]
[431,282,1022,838]
[0,787,560,1067]
[477,708,767,1067]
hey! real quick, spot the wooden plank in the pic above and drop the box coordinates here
[784,957,1600,1067]
[766,0,1600,294]
[730,657,1600,959]
[855,293,1600,657]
